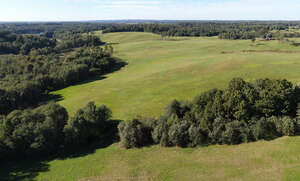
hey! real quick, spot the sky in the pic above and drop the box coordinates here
[0,0,300,21]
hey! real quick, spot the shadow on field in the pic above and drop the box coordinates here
[58,119,121,159]
[47,57,127,103]
[0,159,49,181]
[72,75,107,86]
[0,120,121,181]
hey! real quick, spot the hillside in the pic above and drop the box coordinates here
[53,32,300,120]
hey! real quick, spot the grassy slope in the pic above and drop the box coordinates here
[16,32,300,181]
[53,32,300,120]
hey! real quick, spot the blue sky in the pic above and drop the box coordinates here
[1,0,300,21]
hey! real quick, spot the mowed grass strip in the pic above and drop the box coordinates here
[53,32,300,120]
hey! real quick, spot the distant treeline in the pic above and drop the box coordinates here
[0,22,109,35]
[1,22,300,40]
[102,22,300,39]
[0,30,126,115]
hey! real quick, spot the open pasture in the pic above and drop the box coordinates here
[53,32,300,120]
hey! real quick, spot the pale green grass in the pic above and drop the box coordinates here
[31,137,300,181]
[53,32,300,120]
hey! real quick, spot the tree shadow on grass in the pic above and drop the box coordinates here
[0,159,49,181]
[46,58,127,103]
[57,119,121,159]
[0,119,121,181]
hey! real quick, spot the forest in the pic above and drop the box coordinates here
[102,21,300,39]
[0,30,125,115]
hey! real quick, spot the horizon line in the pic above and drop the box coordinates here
[1,19,300,23]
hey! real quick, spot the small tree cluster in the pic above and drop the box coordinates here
[0,102,113,160]
[119,78,300,149]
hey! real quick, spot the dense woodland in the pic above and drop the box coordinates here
[1,22,300,162]
[102,22,300,39]
[0,22,108,35]
[0,30,125,115]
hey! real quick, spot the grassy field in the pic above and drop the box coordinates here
[5,32,300,181]
[53,32,300,120]
[3,136,300,181]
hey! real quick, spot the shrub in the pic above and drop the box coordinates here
[188,124,206,147]
[152,118,170,147]
[208,117,226,144]
[168,120,191,147]
[221,120,251,145]
[118,119,145,149]
[282,116,296,136]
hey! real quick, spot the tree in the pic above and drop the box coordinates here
[168,120,190,147]
[0,103,68,157]
[223,78,258,121]
[188,124,206,147]
[221,120,250,145]
[254,79,296,117]
[118,119,146,149]
[64,102,112,147]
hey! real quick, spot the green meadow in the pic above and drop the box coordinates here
[5,32,300,181]
[53,32,300,120]
[4,137,300,181]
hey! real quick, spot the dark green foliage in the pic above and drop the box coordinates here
[0,101,116,161]
[64,102,112,147]
[191,89,224,131]
[0,31,125,115]
[102,22,292,39]
[254,79,297,117]
[164,100,191,119]
[152,118,170,147]
[188,124,206,147]
[168,120,191,147]
[281,117,296,136]
[0,103,68,158]
[118,119,147,149]
[119,78,300,149]
[223,78,258,121]
[221,120,251,145]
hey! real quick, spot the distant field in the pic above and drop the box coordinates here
[53,32,300,120]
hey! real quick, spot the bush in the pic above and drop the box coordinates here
[282,116,296,136]
[221,120,251,145]
[118,119,146,149]
[152,118,170,147]
[188,124,206,147]
[208,117,226,144]
[168,120,191,147]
